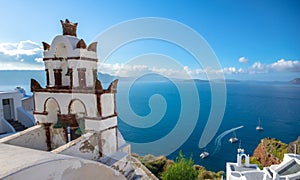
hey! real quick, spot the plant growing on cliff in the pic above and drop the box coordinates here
[162,151,198,180]
[264,138,288,161]
[250,157,263,169]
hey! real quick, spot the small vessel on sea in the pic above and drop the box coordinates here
[200,151,210,159]
[229,131,238,143]
[256,118,263,131]
[200,147,210,159]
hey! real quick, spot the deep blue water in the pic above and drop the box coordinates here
[1,76,300,172]
[117,80,300,172]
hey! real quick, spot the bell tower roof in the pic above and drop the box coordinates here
[60,19,78,37]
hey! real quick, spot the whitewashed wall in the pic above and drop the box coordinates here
[34,92,97,124]
[0,91,23,120]
[101,94,115,117]
[0,125,47,151]
[101,128,117,157]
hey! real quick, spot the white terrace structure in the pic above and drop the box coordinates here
[226,151,300,180]
[0,19,157,180]
[0,88,34,137]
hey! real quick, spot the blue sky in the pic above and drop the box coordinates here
[0,0,299,81]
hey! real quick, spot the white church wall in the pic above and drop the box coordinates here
[68,60,97,88]
[75,48,97,59]
[101,128,117,157]
[50,127,67,149]
[44,36,77,58]
[85,116,117,132]
[52,132,100,160]
[34,92,98,124]
[101,93,115,117]
[0,125,47,151]
[61,60,70,86]
[86,68,94,87]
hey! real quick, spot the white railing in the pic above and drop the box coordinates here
[16,107,34,127]
[0,118,16,134]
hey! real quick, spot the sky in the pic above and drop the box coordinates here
[0,0,299,81]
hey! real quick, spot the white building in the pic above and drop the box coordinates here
[0,88,34,137]
[226,151,300,180]
[31,19,119,156]
[0,19,156,180]
[0,89,23,121]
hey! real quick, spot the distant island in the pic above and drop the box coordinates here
[290,78,300,84]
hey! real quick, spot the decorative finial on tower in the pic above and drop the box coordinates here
[60,19,78,37]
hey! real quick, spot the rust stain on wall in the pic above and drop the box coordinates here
[79,140,95,153]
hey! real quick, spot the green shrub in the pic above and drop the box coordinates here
[250,157,263,169]
[162,151,198,180]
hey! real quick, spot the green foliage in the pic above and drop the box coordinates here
[194,165,223,180]
[134,154,173,178]
[250,157,263,169]
[162,151,198,180]
[264,138,288,161]
[134,152,223,180]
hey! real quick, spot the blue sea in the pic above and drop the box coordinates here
[116,79,300,172]
[1,74,300,172]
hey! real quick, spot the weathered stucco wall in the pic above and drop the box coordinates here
[21,96,34,111]
[34,92,98,124]
[0,125,47,151]
[52,132,100,160]
[51,127,67,149]
[101,93,115,117]
[85,116,117,131]
[101,128,117,157]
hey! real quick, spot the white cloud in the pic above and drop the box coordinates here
[34,57,43,63]
[0,40,43,70]
[248,61,268,74]
[246,59,300,74]
[98,63,191,79]
[0,40,298,79]
[222,67,245,74]
[238,57,249,63]
[98,59,299,80]
[270,59,300,72]
[0,61,43,70]
[0,40,42,56]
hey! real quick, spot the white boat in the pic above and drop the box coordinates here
[256,118,263,131]
[200,151,209,159]
[229,131,238,143]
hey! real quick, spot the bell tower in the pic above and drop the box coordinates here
[41,19,98,90]
[31,19,119,157]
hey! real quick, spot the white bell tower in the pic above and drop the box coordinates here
[237,152,250,167]
[31,19,119,157]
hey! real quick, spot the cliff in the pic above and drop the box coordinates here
[252,137,300,168]
[288,136,300,154]
[290,78,300,84]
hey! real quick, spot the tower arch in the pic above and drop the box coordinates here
[44,97,60,124]
[68,99,87,118]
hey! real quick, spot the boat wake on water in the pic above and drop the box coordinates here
[211,126,244,156]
